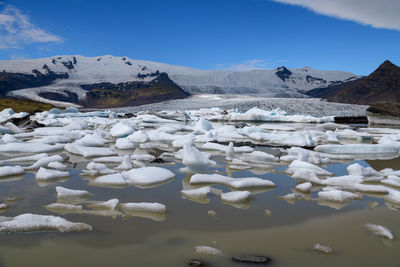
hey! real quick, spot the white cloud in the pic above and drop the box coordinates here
[225,59,269,71]
[271,0,400,31]
[0,5,63,49]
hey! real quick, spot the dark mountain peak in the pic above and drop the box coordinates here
[373,60,399,75]
[307,60,400,105]
[275,66,292,82]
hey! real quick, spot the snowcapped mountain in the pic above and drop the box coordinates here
[0,55,358,107]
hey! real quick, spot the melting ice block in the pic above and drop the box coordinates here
[122,167,175,187]
[365,223,394,240]
[0,166,24,177]
[287,160,332,176]
[221,191,251,202]
[190,173,275,189]
[56,186,92,199]
[110,122,134,138]
[318,188,361,203]
[35,167,69,180]
[65,144,117,157]
[315,144,399,155]
[0,213,93,233]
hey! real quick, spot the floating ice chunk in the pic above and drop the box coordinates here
[120,202,166,213]
[115,138,135,150]
[323,175,388,194]
[181,186,211,199]
[0,213,93,233]
[318,188,361,203]
[65,144,117,157]
[385,190,400,205]
[194,246,222,255]
[347,163,382,178]
[110,122,134,138]
[5,122,23,134]
[56,186,92,200]
[126,130,149,143]
[190,174,274,189]
[82,162,117,176]
[365,223,394,240]
[226,142,235,161]
[0,126,13,134]
[35,167,69,181]
[123,167,175,187]
[287,160,332,176]
[316,122,351,131]
[0,166,24,177]
[2,134,22,143]
[3,153,49,163]
[286,147,329,164]
[26,155,63,170]
[0,143,64,153]
[45,203,85,214]
[314,243,332,254]
[325,131,340,143]
[295,182,312,193]
[221,191,251,202]
[29,135,72,145]
[88,198,119,210]
[48,161,67,170]
[193,118,213,134]
[131,154,155,162]
[382,176,400,188]
[93,156,125,163]
[315,144,399,155]
[292,170,325,184]
[115,155,133,170]
[74,132,107,147]
[241,151,277,163]
[183,141,216,172]
[90,173,127,187]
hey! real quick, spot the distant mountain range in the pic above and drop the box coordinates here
[0,55,358,107]
[307,60,400,105]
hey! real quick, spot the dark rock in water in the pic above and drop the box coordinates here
[4,114,45,129]
[188,259,205,267]
[334,116,368,124]
[232,254,272,264]
[150,158,165,164]
[221,110,228,115]
[366,102,400,125]
[116,113,136,118]
[234,122,249,128]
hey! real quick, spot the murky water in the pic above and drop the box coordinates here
[0,125,400,267]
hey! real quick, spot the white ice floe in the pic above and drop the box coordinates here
[346,163,383,182]
[314,243,332,254]
[295,182,312,193]
[115,155,133,170]
[0,213,93,233]
[193,118,213,134]
[110,122,135,138]
[131,154,156,162]
[88,198,119,210]
[90,173,127,187]
[190,173,274,189]
[0,143,64,153]
[287,160,332,176]
[48,161,67,170]
[115,138,135,150]
[181,186,211,199]
[240,151,277,163]
[221,190,251,202]
[122,167,175,187]
[3,153,49,164]
[126,130,149,143]
[82,162,117,176]
[120,202,166,213]
[0,165,24,177]
[65,144,117,157]
[25,155,64,170]
[2,134,22,143]
[194,246,223,255]
[318,188,361,203]
[183,141,216,172]
[35,167,69,181]
[73,132,107,147]
[56,186,92,199]
[315,144,399,156]
[365,223,394,240]
[385,190,400,205]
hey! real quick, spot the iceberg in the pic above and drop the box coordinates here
[122,167,175,187]
[65,144,117,157]
[0,213,93,233]
[35,167,69,181]
[365,223,394,240]
[0,165,24,177]
[221,190,251,202]
[110,122,134,138]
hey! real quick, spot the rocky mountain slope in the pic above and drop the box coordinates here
[0,55,358,107]
[307,60,400,105]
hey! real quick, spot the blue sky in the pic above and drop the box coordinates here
[0,0,399,75]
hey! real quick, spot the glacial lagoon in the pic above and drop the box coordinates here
[0,107,399,266]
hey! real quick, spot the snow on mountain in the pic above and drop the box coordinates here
[0,55,359,106]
